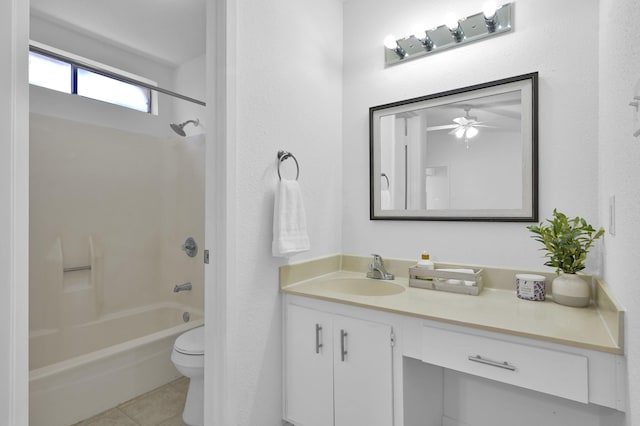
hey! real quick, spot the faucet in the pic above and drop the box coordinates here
[174,282,192,293]
[366,254,394,280]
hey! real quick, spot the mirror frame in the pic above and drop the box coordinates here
[369,72,538,222]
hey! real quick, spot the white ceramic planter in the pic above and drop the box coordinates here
[551,273,591,307]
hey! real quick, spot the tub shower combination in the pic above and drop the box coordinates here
[29,111,206,425]
[29,237,203,426]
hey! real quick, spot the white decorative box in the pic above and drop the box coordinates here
[408,267,484,296]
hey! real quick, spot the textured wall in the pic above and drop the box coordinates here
[598,0,640,423]
[343,0,601,271]
[228,0,344,424]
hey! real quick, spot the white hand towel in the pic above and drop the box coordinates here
[272,179,310,257]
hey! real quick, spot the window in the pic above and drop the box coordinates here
[28,51,72,93]
[76,69,151,112]
[28,43,156,114]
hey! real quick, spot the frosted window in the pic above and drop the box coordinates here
[77,69,151,113]
[28,51,72,93]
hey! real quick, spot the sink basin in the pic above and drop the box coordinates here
[318,278,405,296]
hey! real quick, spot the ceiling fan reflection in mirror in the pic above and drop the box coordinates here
[426,107,493,148]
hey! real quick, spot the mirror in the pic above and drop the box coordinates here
[370,73,538,221]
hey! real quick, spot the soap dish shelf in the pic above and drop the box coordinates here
[408,267,484,296]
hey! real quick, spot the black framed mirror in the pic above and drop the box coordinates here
[370,72,538,221]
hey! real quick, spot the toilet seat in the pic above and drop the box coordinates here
[174,326,204,355]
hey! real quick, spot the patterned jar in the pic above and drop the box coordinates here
[515,274,546,301]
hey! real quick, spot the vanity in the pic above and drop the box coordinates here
[280,255,626,426]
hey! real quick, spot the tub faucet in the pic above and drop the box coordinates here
[174,282,192,293]
[366,254,394,280]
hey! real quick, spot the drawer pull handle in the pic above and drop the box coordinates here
[315,324,323,354]
[340,329,348,362]
[468,354,516,371]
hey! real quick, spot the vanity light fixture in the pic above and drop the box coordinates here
[383,2,513,66]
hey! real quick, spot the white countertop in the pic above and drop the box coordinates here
[281,269,623,354]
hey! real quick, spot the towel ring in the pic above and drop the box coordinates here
[277,150,300,181]
[381,173,390,190]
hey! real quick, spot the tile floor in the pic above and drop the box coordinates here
[72,377,189,426]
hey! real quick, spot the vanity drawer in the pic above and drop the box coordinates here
[421,325,588,403]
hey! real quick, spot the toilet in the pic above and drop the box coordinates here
[171,326,205,426]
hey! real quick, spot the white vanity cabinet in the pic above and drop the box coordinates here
[284,300,394,426]
[281,258,627,426]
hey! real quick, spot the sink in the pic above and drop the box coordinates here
[318,278,405,296]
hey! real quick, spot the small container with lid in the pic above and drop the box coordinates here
[416,252,434,269]
[515,274,546,301]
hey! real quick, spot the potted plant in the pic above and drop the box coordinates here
[527,209,604,307]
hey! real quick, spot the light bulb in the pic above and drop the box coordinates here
[466,126,479,138]
[445,14,460,31]
[411,26,426,40]
[384,35,398,50]
[455,127,465,139]
[483,1,498,19]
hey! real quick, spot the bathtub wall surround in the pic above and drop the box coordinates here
[30,113,205,329]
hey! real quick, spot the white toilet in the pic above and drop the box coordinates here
[171,326,205,426]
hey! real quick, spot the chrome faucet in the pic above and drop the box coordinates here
[366,254,394,280]
[174,282,192,293]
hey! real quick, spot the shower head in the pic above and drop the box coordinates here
[170,119,200,137]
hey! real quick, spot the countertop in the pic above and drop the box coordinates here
[280,256,624,355]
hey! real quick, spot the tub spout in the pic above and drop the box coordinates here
[174,282,192,293]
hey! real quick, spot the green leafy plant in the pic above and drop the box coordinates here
[527,209,604,274]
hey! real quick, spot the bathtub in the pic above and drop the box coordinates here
[29,302,204,426]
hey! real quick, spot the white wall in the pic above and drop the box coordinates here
[29,14,182,138]
[30,14,208,139]
[30,14,176,93]
[426,129,522,210]
[225,0,343,424]
[174,54,207,133]
[343,0,600,271]
[598,0,640,424]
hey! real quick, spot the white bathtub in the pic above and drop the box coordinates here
[29,302,204,426]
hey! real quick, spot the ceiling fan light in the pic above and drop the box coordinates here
[455,127,466,139]
[466,126,479,138]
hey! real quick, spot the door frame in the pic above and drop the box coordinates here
[2,0,30,424]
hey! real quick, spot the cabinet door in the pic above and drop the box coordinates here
[284,304,334,426]
[333,315,393,426]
